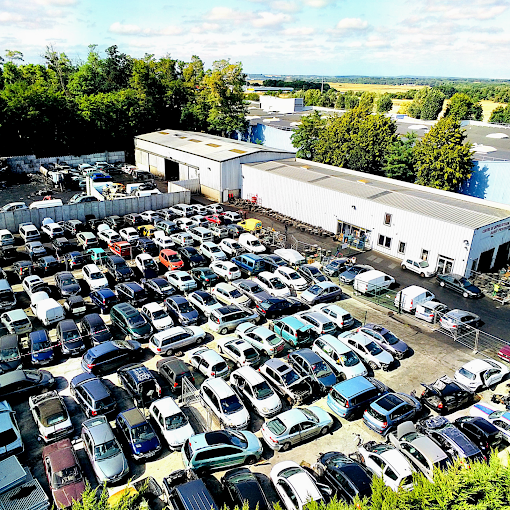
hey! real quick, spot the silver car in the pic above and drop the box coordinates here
[440,309,480,332]
[261,406,333,451]
[81,415,128,484]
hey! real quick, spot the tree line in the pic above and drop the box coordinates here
[291,96,473,192]
[0,46,248,157]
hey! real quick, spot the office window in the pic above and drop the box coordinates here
[398,242,406,254]
[384,213,392,226]
[421,249,429,261]
[378,235,392,249]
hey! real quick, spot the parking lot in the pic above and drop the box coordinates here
[2,200,510,509]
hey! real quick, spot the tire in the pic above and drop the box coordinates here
[463,292,469,298]
[420,272,425,278]
[245,455,257,465]
[368,361,378,370]
[165,349,173,356]
[219,327,229,335]
[281,442,291,452]
[320,426,329,436]
[401,264,406,271]
[440,281,445,287]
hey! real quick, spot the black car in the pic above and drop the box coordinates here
[226,224,245,237]
[141,277,176,300]
[12,260,34,281]
[56,319,86,356]
[0,335,22,373]
[123,213,143,227]
[89,288,119,313]
[35,255,61,275]
[190,267,220,288]
[298,264,329,284]
[221,468,270,510]
[156,357,194,393]
[70,372,117,418]
[255,297,304,319]
[118,363,161,408]
[454,416,503,457]
[417,416,486,464]
[0,369,55,400]
[63,251,85,270]
[164,295,199,326]
[436,273,483,298]
[323,258,350,277]
[259,254,287,272]
[63,295,87,316]
[81,340,142,375]
[80,313,112,346]
[51,237,73,256]
[134,237,158,256]
[86,218,103,232]
[420,376,476,414]
[316,452,372,504]
[287,348,337,392]
[177,247,207,268]
[105,255,134,282]
[25,241,47,260]
[105,215,124,230]
[63,219,84,236]
[55,271,82,297]
[115,282,147,307]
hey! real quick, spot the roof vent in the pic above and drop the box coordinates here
[206,143,221,147]
[189,139,201,143]
[230,149,247,154]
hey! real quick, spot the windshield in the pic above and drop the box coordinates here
[307,285,321,295]
[418,261,429,268]
[181,276,192,282]
[288,272,300,280]
[230,289,243,299]
[34,340,51,351]
[145,260,157,268]
[152,310,168,320]
[53,466,82,489]
[460,277,474,287]
[63,330,80,341]
[253,381,273,399]
[267,418,286,435]
[132,422,156,441]
[250,284,263,293]
[44,409,67,426]
[0,347,19,361]
[178,302,194,313]
[203,295,217,306]
[282,370,300,385]
[220,395,243,414]
[90,272,103,280]
[269,277,285,289]
[366,341,383,355]
[165,412,189,430]
[127,315,146,327]
[168,253,180,262]
[312,361,332,378]
[94,439,121,460]
[458,368,476,380]
[266,334,281,346]
[251,240,261,247]
[382,331,400,345]
[340,351,360,367]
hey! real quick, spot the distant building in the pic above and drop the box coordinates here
[260,96,304,114]
[245,86,294,92]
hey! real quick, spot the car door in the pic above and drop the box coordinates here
[299,419,317,442]
[287,423,301,446]
[276,479,298,510]
[391,403,414,425]
[483,368,502,387]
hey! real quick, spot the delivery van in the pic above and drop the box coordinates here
[34,297,66,326]
[238,233,266,254]
[394,285,435,312]
[353,270,395,295]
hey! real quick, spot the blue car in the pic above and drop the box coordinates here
[90,288,119,314]
[30,329,54,365]
[363,392,422,435]
[116,408,161,460]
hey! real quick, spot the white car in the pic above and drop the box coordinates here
[216,337,260,367]
[29,391,73,443]
[141,302,174,331]
[119,227,139,242]
[149,326,205,355]
[41,222,64,239]
[22,275,48,297]
[275,266,309,291]
[175,217,197,231]
[97,228,122,244]
[188,290,223,316]
[294,311,337,336]
[338,331,394,371]
[190,215,209,227]
[82,263,108,290]
[189,347,229,378]
[454,358,509,391]
[165,270,198,292]
[191,205,210,215]
[211,282,252,307]
[401,257,436,277]
[200,377,249,429]
[207,203,224,214]
[270,461,327,510]
[222,211,242,223]
[170,232,194,247]
[210,260,242,281]
[0,400,23,457]
[153,232,175,251]
[311,303,354,330]
[358,442,414,492]
[230,366,282,417]
[414,300,449,323]
[235,323,285,356]
[149,397,194,450]
[200,242,227,261]
[254,271,291,298]
[135,253,158,276]
[140,210,161,223]
[219,238,244,257]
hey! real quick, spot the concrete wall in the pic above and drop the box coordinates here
[0,190,190,232]
[459,160,510,205]
[5,151,125,174]
[169,179,201,194]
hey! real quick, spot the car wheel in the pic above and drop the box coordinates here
[219,327,229,335]
[281,442,291,452]
[320,426,330,436]
[463,292,469,298]
[245,455,257,465]
[368,361,378,370]
[218,345,223,353]
[401,264,406,271]
[420,272,425,277]
[166,348,173,356]
[440,281,445,287]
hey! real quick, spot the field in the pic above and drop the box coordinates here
[480,100,507,122]
[327,82,424,94]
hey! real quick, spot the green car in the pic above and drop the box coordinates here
[85,247,108,265]
[182,430,263,472]
[271,316,314,347]
[110,303,153,341]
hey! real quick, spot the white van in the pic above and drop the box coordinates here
[394,285,435,312]
[19,223,41,243]
[274,248,306,267]
[353,270,395,295]
[188,226,213,244]
[238,233,266,254]
[29,199,63,209]
[134,189,161,197]
[34,298,65,326]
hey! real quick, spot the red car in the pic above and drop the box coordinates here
[205,214,223,225]
[159,249,184,270]
[109,240,132,257]
[42,438,86,510]
[498,345,510,364]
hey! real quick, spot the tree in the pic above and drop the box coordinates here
[290,110,326,159]
[489,104,510,124]
[445,92,483,121]
[43,45,74,95]
[414,116,473,191]
[382,132,417,182]
[376,93,393,113]
[5,50,23,63]
[407,87,445,120]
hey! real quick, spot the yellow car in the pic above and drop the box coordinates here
[238,218,262,232]
[138,224,156,238]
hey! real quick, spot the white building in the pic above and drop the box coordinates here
[134,130,294,201]
[259,96,305,114]
[241,158,510,276]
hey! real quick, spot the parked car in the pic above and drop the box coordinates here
[90,288,119,313]
[219,238,244,257]
[57,319,86,356]
[454,415,503,457]
[0,336,21,374]
[115,282,147,307]
[436,273,483,298]
[338,330,394,371]
[116,408,162,460]
[1,309,32,335]
[454,358,509,391]
[159,249,184,271]
[110,302,152,341]
[221,468,270,510]
[52,238,73,257]
[188,290,223,316]
[322,258,350,277]
[217,337,260,367]
[401,257,436,277]
[104,255,134,282]
[165,270,198,292]
[70,372,116,417]
[177,246,207,268]
[208,305,259,335]
[81,339,142,375]
[79,313,112,346]
[189,347,229,379]
[141,277,176,300]
[420,375,476,414]
[212,282,251,307]
[25,241,47,260]
[29,391,73,443]
[200,242,227,261]
[210,260,242,281]
[287,348,337,393]
[30,329,54,365]
[157,356,194,394]
[0,369,55,400]
[35,255,61,275]
[271,316,314,348]
[164,295,199,326]
[256,297,305,321]
[274,266,308,291]
[261,406,333,451]
[55,271,81,297]
[339,264,374,284]
[414,300,449,323]
[149,325,206,356]
[190,266,220,288]
[134,237,158,256]
[0,400,23,458]
[356,324,409,359]
[470,402,510,443]
[295,311,337,336]
[235,323,285,356]
[298,265,329,284]
[76,232,99,249]
[440,309,481,332]
[300,282,343,305]
[118,363,162,408]
[141,302,174,331]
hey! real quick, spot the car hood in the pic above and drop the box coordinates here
[116,266,132,275]
[97,452,127,481]
[389,339,408,353]
[53,481,86,509]
[164,423,195,447]
[133,434,160,454]
[154,317,174,330]
[318,372,338,388]
[62,283,81,294]
[225,407,250,427]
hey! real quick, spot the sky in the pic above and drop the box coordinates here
[1,0,510,78]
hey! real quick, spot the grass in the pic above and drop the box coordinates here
[480,100,507,122]
[327,82,424,94]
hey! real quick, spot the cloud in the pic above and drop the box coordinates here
[251,11,292,27]
[108,22,183,36]
[335,17,369,30]
[0,11,23,22]
[272,0,301,13]
[208,6,244,21]
[303,0,336,7]
[36,0,77,5]
[283,26,315,35]
[424,0,509,20]
[109,22,141,35]
[190,23,221,34]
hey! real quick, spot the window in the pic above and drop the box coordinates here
[384,213,392,226]
[421,249,429,261]
[398,242,406,254]
[378,235,392,249]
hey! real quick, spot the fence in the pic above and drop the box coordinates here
[170,178,200,194]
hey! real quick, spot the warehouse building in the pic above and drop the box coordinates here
[241,158,510,276]
[134,130,294,201]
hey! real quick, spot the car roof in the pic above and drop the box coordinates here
[59,319,78,331]
[333,376,375,397]
[279,316,305,328]
[203,377,234,396]
[120,364,154,383]
[151,396,181,415]
[83,313,104,326]
[195,349,224,363]
[43,439,77,472]
[113,302,139,316]
[95,288,116,298]
[231,366,265,384]
[264,358,291,372]
[300,311,330,323]
[157,356,190,373]
[363,323,389,335]
[276,408,308,427]
[83,416,114,442]
[3,309,27,321]
[292,348,322,363]
[461,359,492,372]
[120,408,147,427]
[0,335,18,349]
[373,393,405,412]
[403,434,448,463]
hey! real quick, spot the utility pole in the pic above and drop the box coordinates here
[321,76,324,94]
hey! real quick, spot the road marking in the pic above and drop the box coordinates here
[388,263,397,269]
[366,255,376,261]
[374,257,383,263]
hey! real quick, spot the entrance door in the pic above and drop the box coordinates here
[164,159,179,181]
[478,248,495,273]
[494,242,510,270]
[437,255,454,275]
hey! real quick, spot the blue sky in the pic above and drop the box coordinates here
[1,0,510,78]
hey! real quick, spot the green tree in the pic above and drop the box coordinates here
[382,132,417,182]
[420,87,446,120]
[343,91,359,110]
[445,92,483,121]
[290,110,326,159]
[414,116,473,191]
[376,93,393,113]
[5,50,23,63]
[304,88,322,106]
[489,104,510,124]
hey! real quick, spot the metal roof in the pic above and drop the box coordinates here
[244,158,510,229]
[135,130,290,162]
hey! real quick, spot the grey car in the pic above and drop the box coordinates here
[81,415,128,484]
[232,279,272,305]
[440,309,481,332]
[357,324,409,360]
[287,348,337,393]
[55,271,82,297]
